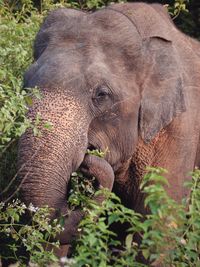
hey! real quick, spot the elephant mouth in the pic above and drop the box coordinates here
[87,143,100,152]
[80,143,104,179]
[68,143,114,193]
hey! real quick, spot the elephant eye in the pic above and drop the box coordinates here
[92,86,111,105]
[96,91,108,98]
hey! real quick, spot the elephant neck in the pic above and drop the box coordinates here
[132,129,167,177]
[113,129,166,213]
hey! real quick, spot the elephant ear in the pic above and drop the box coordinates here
[131,3,186,142]
[139,37,186,142]
[109,3,186,142]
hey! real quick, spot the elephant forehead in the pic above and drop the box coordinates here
[34,7,142,63]
[26,8,143,93]
[25,44,113,93]
[41,9,140,45]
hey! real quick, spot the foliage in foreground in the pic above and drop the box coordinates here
[71,168,200,267]
[1,168,200,266]
[0,201,62,266]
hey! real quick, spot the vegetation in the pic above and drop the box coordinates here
[0,0,200,266]
[72,168,200,267]
[1,168,200,266]
[0,201,62,266]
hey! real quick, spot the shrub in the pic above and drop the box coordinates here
[70,168,200,267]
[0,200,62,266]
[1,168,200,266]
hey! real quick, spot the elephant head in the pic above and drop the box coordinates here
[18,3,186,244]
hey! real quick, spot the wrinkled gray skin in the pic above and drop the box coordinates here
[18,3,200,246]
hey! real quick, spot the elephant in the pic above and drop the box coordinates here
[18,2,200,247]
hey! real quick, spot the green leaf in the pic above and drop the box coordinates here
[125,234,133,250]
[142,249,150,260]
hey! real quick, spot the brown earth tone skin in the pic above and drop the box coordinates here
[18,2,200,250]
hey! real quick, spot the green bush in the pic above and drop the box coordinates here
[71,168,200,267]
[0,201,62,266]
[1,168,200,266]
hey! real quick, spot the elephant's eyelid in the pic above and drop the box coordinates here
[96,90,109,98]
[93,84,113,98]
[92,93,112,107]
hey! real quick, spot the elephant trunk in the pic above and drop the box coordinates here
[18,121,88,243]
[18,93,115,244]
[18,93,88,225]
[18,130,114,244]
[18,125,87,207]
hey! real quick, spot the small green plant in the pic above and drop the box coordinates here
[87,147,108,158]
[68,171,97,208]
[140,167,200,266]
[0,200,63,266]
[71,189,143,267]
[68,148,108,208]
[168,0,189,19]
